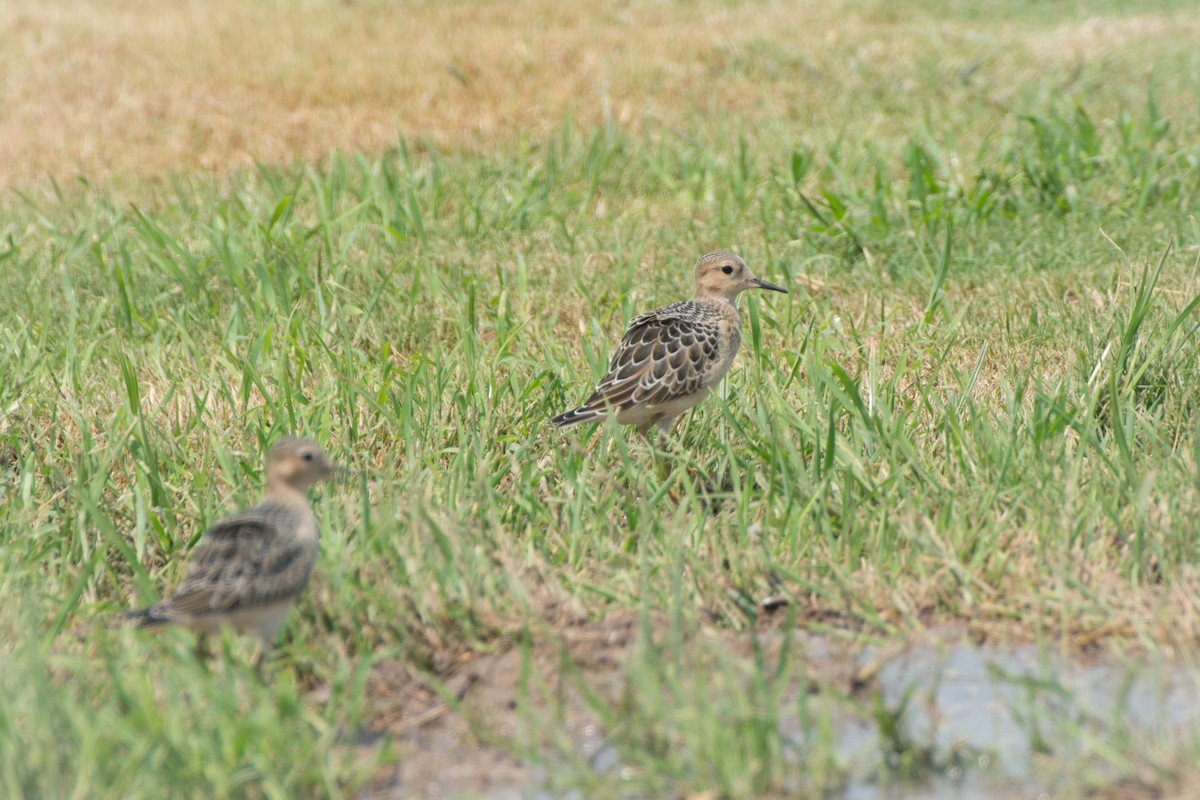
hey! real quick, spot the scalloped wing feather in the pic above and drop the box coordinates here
[147,502,316,620]
[553,301,722,423]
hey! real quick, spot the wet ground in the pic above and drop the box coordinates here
[339,612,1200,799]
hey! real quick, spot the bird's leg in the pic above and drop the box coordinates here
[246,634,280,683]
[653,416,678,484]
[194,634,213,661]
[655,415,678,438]
[252,647,269,683]
[632,418,672,480]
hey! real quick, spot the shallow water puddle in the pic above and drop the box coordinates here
[835,638,1200,798]
[357,621,1200,798]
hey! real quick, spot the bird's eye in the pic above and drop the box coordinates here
[302,452,315,462]
[721,265,734,275]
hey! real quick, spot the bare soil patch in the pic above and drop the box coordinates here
[348,610,859,798]
[336,608,1200,799]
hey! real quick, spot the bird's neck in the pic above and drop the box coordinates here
[693,290,738,306]
[694,292,742,323]
[264,480,311,507]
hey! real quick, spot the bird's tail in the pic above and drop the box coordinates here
[551,381,646,428]
[549,405,607,428]
[124,605,172,629]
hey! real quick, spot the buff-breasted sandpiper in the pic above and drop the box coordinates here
[550,251,787,436]
[127,436,337,648]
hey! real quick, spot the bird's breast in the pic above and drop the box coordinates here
[705,328,739,385]
[297,514,320,545]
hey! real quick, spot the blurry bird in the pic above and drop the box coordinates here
[127,436,337,650]
[551,251,787,437]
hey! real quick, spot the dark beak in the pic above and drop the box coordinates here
[751,276,788,293]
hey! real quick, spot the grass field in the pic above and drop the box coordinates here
[4,0,1200,797]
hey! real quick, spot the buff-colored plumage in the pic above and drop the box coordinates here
[551,251,787,436]
[128,436,337,646]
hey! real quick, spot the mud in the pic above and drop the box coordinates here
[337,613,1200,799]
[355,611,644,799]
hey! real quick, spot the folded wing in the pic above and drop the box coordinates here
[142,503,315,622]
[551,302,720,425]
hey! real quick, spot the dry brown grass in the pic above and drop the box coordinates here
[5,0,1200,188]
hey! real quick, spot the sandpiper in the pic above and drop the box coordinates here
[127,436,337,649]
[551,251,787,436]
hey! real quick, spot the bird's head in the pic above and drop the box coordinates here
[693,251,788,302]
[265,436,337,492]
